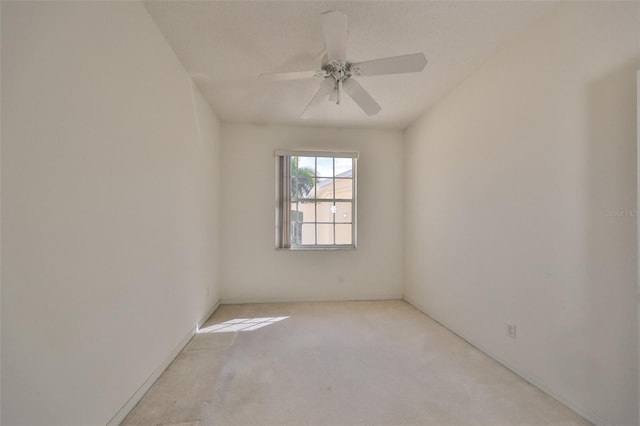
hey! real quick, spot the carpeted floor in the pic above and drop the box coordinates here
[122,300,591,425]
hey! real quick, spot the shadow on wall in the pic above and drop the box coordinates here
[585,58,639,419]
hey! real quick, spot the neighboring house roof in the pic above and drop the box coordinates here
[303,170,352,199]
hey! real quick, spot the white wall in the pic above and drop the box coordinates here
[1,2,222,425]
[221,124,403,303]
[404,3,639,425]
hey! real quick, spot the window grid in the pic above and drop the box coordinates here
[291,161,353,246]
[278,153,356,249]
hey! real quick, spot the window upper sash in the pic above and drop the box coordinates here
[274,150,359,159]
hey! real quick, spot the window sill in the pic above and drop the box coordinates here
[276,246,356,251]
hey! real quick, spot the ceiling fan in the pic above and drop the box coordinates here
[259,10,428,118]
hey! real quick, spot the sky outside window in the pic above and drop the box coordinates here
[298,156,352,177]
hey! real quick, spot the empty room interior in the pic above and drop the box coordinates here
[2,1,639,425]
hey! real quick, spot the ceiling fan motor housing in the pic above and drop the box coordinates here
[321,60,363,83]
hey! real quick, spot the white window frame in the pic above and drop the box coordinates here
[275,150,358,250]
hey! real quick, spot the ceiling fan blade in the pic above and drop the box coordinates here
[259,70,322,81]
[342,78,381,116]
[320,10,348,62]
[351,52,427,77]
[302,78,334,119]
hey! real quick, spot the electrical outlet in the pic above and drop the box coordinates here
[506,323,517,339]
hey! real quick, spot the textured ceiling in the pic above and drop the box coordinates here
[144,1,555,130]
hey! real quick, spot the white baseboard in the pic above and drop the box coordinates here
[402,295,609,426]
[220,295,403,305]
[107,299,222,426]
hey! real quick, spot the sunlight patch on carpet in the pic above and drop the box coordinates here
[198,316,289,333]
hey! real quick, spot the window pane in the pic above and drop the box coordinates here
[315,178,352,199]
[335,158,352,176]
[315,178,334,199]
[291,174,314,199]
[335,224,352,245]
[290,203,302,222]
[316,201,335,223]
[291,177,299,200]
[297,200,315,223]
[317,224,334,245]
[301,224,315,245]
[290,215,303,245]
[317,157,333,177]
[335,202,351,223]
[334,178,352,199]
[296,156,316,174]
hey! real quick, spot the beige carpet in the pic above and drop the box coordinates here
[122,300,591,425]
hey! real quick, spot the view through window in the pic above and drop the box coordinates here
[276,151,357,249]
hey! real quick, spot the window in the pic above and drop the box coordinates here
[275,150,358,249]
